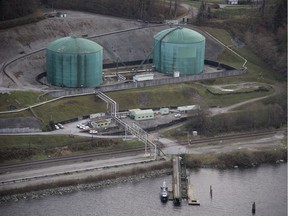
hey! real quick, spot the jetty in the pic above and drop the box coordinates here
[168,155,200,206]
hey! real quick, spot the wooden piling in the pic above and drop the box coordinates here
[252,202,256,214]
[210,185,213,198]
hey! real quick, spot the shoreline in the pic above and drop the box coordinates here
[0,147,286,204]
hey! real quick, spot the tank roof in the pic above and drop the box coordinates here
[47,36,102,54]
[154,27,205,44]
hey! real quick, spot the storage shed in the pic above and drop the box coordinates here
[91,118,112,128]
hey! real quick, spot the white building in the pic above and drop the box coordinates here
[133,73,154,82]
[177,105,200,113]
[129,109,154,120]
[160,108,170,115]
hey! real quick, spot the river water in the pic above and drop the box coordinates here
[1,164,286,216]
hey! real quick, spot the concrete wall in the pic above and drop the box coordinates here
[48,69,246,98]
[98,69,245,93]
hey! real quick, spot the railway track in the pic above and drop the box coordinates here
[0,129,285,185]
[1,129,285,173]
[0,147,145,174]
[177,129,286,146]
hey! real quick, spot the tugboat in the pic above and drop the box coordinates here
[160,181,168,203]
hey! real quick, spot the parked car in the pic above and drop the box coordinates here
[174,113,181,118]
[54,124,60,130]
[58,123,64,129]
[89,130,98,134]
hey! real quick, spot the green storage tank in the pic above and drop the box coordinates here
[153,27,205,76]
[46,36,103,88]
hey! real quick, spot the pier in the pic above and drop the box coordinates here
[172,156,182,205]
[169,155,200,206]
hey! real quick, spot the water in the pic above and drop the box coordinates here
[1,164,287,216]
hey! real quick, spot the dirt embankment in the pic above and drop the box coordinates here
[0,10,223,89]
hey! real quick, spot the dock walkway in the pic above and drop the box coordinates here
[171,155,200,206]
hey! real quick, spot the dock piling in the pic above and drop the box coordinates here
[252,202,256,214]
[210,185,213,198]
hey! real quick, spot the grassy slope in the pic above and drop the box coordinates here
[0,91,51,112]
[0,135,143,163]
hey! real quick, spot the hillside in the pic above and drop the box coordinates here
[0,10,225,89]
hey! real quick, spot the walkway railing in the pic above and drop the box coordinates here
[96,91,163,160]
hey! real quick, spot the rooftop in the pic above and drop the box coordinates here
[47,36,103,54]
[154,27,205,44]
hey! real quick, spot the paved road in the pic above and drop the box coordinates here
[0,154,157,192]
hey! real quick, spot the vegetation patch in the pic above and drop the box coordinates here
[186,147,287,169]
[206,83,271,95]
[0,91,51,112]
[0,135,143,163]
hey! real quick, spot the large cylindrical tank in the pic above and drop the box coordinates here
[46,36,103,88]
[153,27,205,76]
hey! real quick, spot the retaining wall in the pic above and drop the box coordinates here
[48,69,246,98]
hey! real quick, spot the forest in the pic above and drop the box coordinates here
[0,0,182,21]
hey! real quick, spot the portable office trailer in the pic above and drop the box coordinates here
[160,108,170,115]
[177,105,200,112]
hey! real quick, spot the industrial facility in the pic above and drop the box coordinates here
[153,27,205,76]
[46,36,103,88]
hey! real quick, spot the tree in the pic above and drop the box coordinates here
[196,0,208,24]
[272,0,287,31]
[0,0,39,21]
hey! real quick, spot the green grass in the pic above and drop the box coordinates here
[186,147,287,169]
[0,135,143,163]
[206,83,271,95]
[0,135,80,150]
[32,95,106,123]
[0,110,32,118]
[0,91,51,112]
[202,27,280,82]
[0,81,275,126]
[203,27,234,45]
[193,83,272,107]
[108,83,200,109]
[0,10,45,30]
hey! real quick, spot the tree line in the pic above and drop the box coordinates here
[0,0,39,20]
[195,0,287,78]
[0,0,182,21]
[185,85,287,136]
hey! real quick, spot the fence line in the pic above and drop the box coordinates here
[0,69,246,114]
